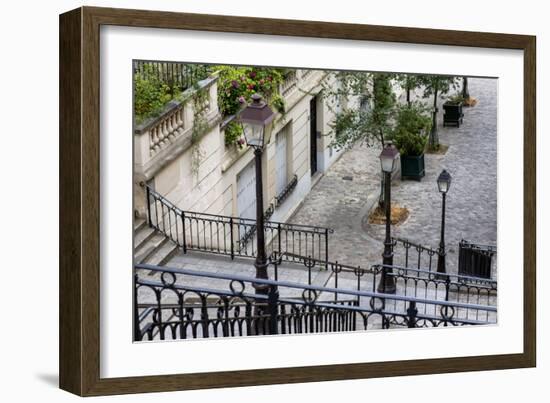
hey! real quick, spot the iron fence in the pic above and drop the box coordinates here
[134,262,497,341]
[145,184,333,266]
[133,61,210,94]
[458,240,497,279]
[271,254,497,323]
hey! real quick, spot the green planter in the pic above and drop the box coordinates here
[401,154,425,181]
[443,101,464,127]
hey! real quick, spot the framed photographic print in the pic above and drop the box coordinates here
[59,6,536,396]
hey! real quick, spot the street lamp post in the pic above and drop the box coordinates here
[377,143,400,294]
[436,169,452,276]
[239,94,276,296]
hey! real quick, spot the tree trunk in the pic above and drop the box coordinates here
[429,88,439,150]
[462,77,470,99]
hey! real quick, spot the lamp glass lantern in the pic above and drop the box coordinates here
[379,143,400,173]
[437,169,452,194]
[239,94,275,150]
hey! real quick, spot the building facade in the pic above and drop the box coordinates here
[133,69,347,225]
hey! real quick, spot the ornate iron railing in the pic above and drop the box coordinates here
[391,237,441,272]
[271,253,497,323]
[144,184,333,266]
[133,61,209,94]
[134,263,497,341]
[392,237,497,281]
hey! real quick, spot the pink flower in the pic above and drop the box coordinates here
[240,75,246,81]
[249,71,257,78]
[237,96,245,104]
[259,79,265,85]
[267,76,272,81]
[231,80,239,88]
[247,84,254,90]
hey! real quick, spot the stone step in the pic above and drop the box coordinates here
[134,233,169,264]
[134,226,156,250]
[145,242,180,266]
[134,218,147,232]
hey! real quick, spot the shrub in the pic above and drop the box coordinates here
[392,104,431,156]
[393,129,428,157]
[134,65,173,124]
[447,93,465,104]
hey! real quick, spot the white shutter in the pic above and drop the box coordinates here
[237,160,256,221]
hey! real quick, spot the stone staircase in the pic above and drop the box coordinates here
[134,219,179,266]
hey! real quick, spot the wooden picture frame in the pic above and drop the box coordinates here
[59,6,536,396]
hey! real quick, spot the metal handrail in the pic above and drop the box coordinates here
[142,183,334,233]
[373,263,498,288]
[135,263,496,313]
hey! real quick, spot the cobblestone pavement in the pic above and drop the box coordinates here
[290,77,498,275]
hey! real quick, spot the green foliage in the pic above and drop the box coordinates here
[216,66,285,117]
[133,63,211,124]
[191,87,209,143]
[417,75,460,99]
[416,74,460,149]
[325,72,396,150]
[392,104,431,157]
[224,120,245,148]
[447,93,465,104]
[271,94,286,114]
[395,74,421,104]
[134,65,172,123]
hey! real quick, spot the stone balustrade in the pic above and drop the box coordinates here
[280,70,299,98]
[134,75,220,180]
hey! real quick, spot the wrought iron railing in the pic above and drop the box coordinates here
[458,240,497,279]
[271,253,497,323]
[134,263,497,341]
[391,237,441,272]
[144,184,333,266]
[133,61,210,94]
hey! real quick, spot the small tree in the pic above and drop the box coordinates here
[395,74,421,106]
[417,75,460,150]
[323,72,396,208]
[326,72,396,150]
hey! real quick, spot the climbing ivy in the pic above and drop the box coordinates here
[190,86,210,181]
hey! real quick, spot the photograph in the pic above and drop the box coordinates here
[132,61,498,341]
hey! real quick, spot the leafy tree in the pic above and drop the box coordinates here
[326,72,396,150]
[323,72,396,208]
[395,74,421,106]
[417,75,460,150]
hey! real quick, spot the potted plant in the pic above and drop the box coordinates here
[392,104,431,181]
[443,94,464,127]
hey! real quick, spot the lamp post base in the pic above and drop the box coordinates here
[377,279,396,294]
[253,259,269,295]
